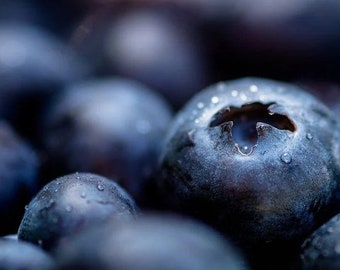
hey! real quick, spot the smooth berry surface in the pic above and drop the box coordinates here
[0,121,39,235]
[18,172,138,251]
[54,214,248,270]
[41,78,172,204]
[0,237,55,270]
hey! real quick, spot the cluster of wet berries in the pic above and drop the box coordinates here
[1,1,340,270]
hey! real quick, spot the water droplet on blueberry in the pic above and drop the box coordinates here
[211,96,219,104]
[280,153,292,164]
[97,184,104,191]
[197,102,204,109]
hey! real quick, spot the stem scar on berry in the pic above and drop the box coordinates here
[209,102,296,155]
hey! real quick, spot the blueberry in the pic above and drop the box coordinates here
[41,78,172,205]
[0,237,55,269]
[157,77,340,268]
[300,213,340,269]
[18,172,138,251]
[71,5,209,108]
[54,214,248,270]
[0,23,90,142]
[0,121,39,235]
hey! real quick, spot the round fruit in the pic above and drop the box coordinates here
[157,77,340,267]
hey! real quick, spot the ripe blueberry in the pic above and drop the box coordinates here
[18,172,138,251]
[300,213,340,270]
[0,121,38,235]
[0,237,55,269]
[157,77,340,268]
[41,78,172,205]
[54,214,248,270]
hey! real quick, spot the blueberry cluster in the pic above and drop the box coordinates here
[1,1,340,270]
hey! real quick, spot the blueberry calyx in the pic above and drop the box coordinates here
[209,102,296,155]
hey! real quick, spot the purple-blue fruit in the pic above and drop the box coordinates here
[41,78,172,204]
[18,172,138,251]
[0,121,39,235]
[54,214,248,270]
[157,77,340,267]
[300,213,340,270]
[0,237,55,269]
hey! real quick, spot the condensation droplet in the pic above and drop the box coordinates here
[38,240,43,246]
[43,186,49,192]
[197,102,204,109]
[250,85,258,92]
[306,133,313,140]
[327,227,334,233]
[259,95,267,101]
[240,93,248,101]
[65,206,73,212]
[268,111,274,116]
[281,153,292,164]
[80,192,87,198]
[194,119,200,124]
[97,184,104,191]
[25,205,29,211]
[211,96,219,104]
[46,199,55,208]
[231,90,238,97]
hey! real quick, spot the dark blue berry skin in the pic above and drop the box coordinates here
[54,214,248,270]
[18,172,138,251]
[157,77,340,268]
[0,23,90,143]
[0,121,39,235]
[300,213,340,270]
[0,237,55,270]
[41,78,172,205]
[71,5,209,108]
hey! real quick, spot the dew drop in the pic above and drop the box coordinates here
[250,85,258,93]
[38,240,43,246]
[259,95,267,101]
[97,184,104,191]
[327,227,334,233]
[24,205,29,211]
[281,153,292,164]
[197,102,204,109]
[43,186,49,192]
[80,192,87,198]
[211,96,219,104]
[240,93,247,101]
[46,199,55,208]
[65,206,73,212]
[306,133,313,140]
[231,90,238,97]
[194,119,200,124]
[268,111,274,116]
